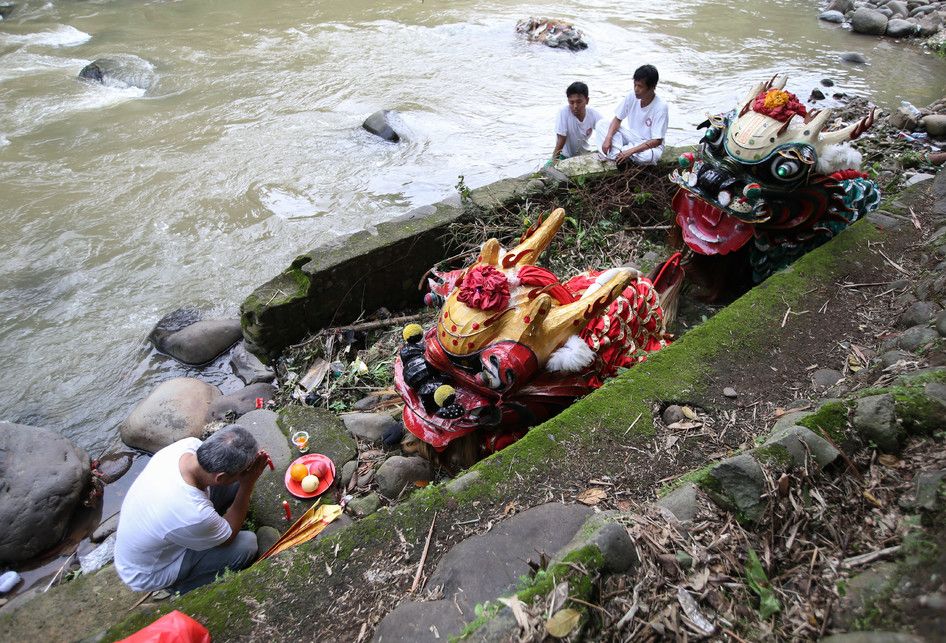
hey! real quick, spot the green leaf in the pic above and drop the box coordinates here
[744,547,781,620]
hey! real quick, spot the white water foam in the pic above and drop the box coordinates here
[0,51,88,83]
[0,25,91,48]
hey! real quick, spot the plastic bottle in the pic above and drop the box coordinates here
[900,101,922,119]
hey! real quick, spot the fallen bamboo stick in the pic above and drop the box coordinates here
[410,511,438,594]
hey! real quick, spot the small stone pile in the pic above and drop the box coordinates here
[819,0,946,42]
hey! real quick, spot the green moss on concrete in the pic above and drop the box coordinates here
[798,400,850,444]
[753,444,794,470]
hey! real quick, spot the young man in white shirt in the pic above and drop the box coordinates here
[115,425,271,594]
[550,81,603,162]
[594,64,668,165]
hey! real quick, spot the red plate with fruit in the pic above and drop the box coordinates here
[284,453,335,499]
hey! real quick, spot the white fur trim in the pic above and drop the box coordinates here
[546,335,596,373]
[505,267,521,288]
[816,144,862,174]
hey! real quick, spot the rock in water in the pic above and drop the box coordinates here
[230,342,275,384]
[78,54,156,91]
[362,110,400,142]
[0,3,15,20]
[209,382,276,420]
[850,8,888,35]
[886,18,917,38]
[840,52,868,64]
[922,114,946,137]
[0,422,91,564]
[819,10,845,24]
[149,308,242,365]
[120,377,221,452]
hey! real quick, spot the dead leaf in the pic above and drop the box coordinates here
[773,407,786,418]
[667,420,702,431]
[577,488,607,506]
[498,596,531,631]
[863,490,883,507]
[414,480,429,488]
[548,581,569,615]
[878,454,900,467]
[688,567,710,592]
[681,406,699,420]
[616,499,633,512]
[502,500,519,516]
[777,474,790,498]
[545,608,581,638]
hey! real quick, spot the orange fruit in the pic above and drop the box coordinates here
[289,463,309,482]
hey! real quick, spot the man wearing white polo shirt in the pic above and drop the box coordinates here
[595,64,668,166]
[550,81,603,162]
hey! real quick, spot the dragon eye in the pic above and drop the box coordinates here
[703,126,725,147]
[771,157,803,181]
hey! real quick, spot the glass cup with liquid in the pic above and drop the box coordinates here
[291,430,310,453]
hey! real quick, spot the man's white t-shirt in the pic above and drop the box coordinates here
[114,438,232,591]
[556,105,603,158]
[614,92,669,155]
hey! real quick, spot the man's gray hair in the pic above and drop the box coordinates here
[196,425,258,475]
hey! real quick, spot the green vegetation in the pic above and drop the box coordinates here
[798,400,851,444]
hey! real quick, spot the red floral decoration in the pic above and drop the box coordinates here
[752,88,807,123]
[457,265,510,311]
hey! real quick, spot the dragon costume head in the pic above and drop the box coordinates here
[395,208,682,459]
[670,74,880,280]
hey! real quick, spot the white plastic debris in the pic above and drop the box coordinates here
[79,533,116,574]
[0,570,22,594]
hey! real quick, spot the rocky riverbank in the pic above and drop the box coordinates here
[819,0,946,46]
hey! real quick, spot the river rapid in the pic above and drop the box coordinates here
[1,0,944,456]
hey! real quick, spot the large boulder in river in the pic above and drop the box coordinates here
[825,0,853,13]
[78,54,157,91]
[886,18,917,38]
[851,8,889,35]
[362,110,401,142]
[0,3,15,20]
[209,383,276,421]
[0,422,91,564]
[120,377,221,453]
[149,308,242,365]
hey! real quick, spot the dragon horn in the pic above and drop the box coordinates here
[818,108,878,146]
[539,268,634,350]
[805,108,835,141]
[501,207,565,269]
[479,238,500,265]
[772,74,788,90]
[740,81,766,115]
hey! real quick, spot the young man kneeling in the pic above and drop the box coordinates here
[594,64,668,165]
[550,81,603,162]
